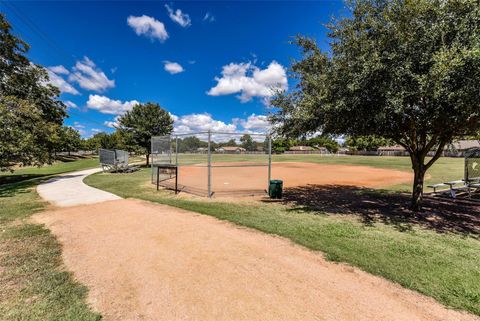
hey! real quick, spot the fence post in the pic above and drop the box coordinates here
[268,134,272,192]
[175,135,178,166]
[208,130,212,198]
[151,138,154,184]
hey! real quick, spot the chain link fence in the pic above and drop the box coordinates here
[152,131,271,197]
[465,148,480,182]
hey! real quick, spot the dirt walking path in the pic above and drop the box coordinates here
[33,199,478,321]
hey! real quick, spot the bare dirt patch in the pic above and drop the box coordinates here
[33,199,477,321]
[161,162,412,196]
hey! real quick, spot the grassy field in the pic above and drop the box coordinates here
[0,158,101,320]
[0,156,99,185]
[85,156,479,316]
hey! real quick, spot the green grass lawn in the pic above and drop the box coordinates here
[85,157,480,316]
[0,159,101,320]
[0,156,99,185]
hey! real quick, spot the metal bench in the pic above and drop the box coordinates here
[444,180,471,198]
[427,183,448,194]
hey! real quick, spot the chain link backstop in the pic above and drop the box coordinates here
[152,131,272,197]
[465,148,480,182]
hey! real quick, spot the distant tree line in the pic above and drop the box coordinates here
[173,134,264,153]
[271,136,339,153]
[343,136,393,152]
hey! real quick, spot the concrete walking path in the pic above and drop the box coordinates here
[37,168,121,207]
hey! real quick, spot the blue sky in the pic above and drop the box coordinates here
[1,1,345,137]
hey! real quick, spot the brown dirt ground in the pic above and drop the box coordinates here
[33,199,478,321]
[162,162,412,195]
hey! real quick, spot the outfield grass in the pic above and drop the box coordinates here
[85,158,480,316]
[0,159,101,320]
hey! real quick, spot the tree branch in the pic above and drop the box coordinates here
[425,140,447,170]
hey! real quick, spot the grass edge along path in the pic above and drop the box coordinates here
[0,159,101,321]
[85,168,480,316]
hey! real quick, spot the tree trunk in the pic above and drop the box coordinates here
[146,152,150,166]
[411,161,426,212]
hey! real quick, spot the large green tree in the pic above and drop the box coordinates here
[240,134,257,151]
[118,103,173,165]
[0,96,57,170]
[345,136,392,152]
[0,14,67,171]
[57,126,81,155]
[271,0,480,210]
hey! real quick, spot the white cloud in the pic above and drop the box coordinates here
[165,4,191,27]
[169,112,179,122]
[127,15,169,42]
[164,61,185,74]
[203,12,215,23]
[69,122,86,135]
[172,113,236,134]
[47,66,80,95]
[104,116,121,128]
[207,61,287,102]
[170,113,271,142]
[233,114,270,132]
[73,121,85,129]
[64,100,78,109]
[49,65,69,75]
[86,94,139,115]
[69,57,115,92]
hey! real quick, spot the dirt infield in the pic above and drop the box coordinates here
[33,199,477,321]
[163,162,412,195]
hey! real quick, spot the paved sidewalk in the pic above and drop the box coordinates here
[37,168,121,207]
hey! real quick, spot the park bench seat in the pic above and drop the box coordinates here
[427,183,448,193]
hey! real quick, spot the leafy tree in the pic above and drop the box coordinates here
[88,132,117,150]
[0,14,67,170]
[177,136,207,153]
[80,137,97,151]
[271,0,480,210]
[345,136,392,152]
[240,134,257,151]
[219,139,238,147]
[57,126,81,155]
[0,96,57,170]
[305,136,339,153]
[270,137,291,153]
[118,102,173,165]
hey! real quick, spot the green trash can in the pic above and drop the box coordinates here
[269,180,283,199]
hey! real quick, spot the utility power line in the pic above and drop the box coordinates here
[2,1,118,131]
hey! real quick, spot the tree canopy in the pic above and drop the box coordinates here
[240,134,257,151]
[345,136,392,152]
[0,14,67,171]
[271,0,480,210]
[118,102,174,165]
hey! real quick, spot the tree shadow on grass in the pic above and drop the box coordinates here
[0,179,39,198]
[0,174,47,185]
[282,185,480,237]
